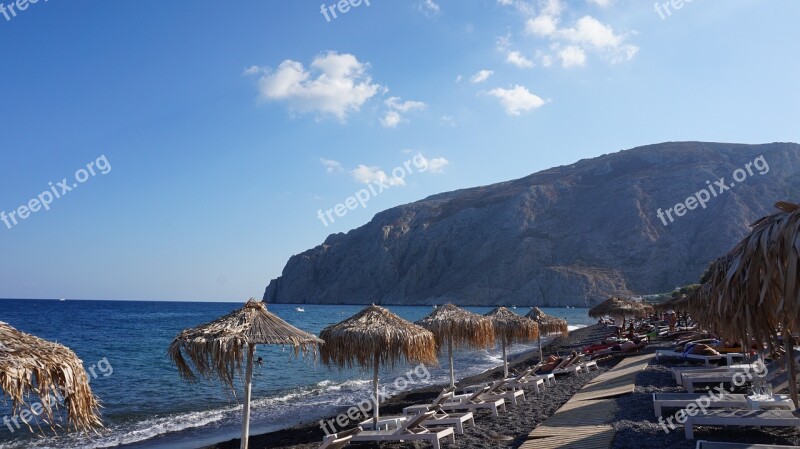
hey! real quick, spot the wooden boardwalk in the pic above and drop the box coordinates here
[520,353,654,449]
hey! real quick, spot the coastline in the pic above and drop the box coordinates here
[204,324,610,449]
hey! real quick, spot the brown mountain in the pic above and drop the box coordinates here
[264,142,800,307]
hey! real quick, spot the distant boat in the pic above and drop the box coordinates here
[432,305,438,309]
[511,305,517,309]
[295,307,305,312]
[59,298,66,302]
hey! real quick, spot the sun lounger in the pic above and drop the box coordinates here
[681,362,782,392]
[501,368,546,394]
[433,385,506,417]
[551,354,583,375]
[352,410,456,449]
[696,440,800,449]
[365,405,474,435]
[319,428,361,449]
[402,387,457,415]
[685,409,800,440]
[458,379,525,406]
[656,349,744,366]
[672,363,763,385]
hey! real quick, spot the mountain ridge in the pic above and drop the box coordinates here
[264,141,800,307]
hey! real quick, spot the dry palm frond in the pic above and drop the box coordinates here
[168,299,322,388]
[588,297,647,320]
[691,202,800,406]
[0,322,102,434]
[416,304,495,350]
[525,307,568,336]
[485,307,539,346]
[320,305,438,370]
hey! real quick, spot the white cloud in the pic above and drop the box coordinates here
[381,96,427,128]
[487,85,546,115]
[506,50,535,68]
[418,0,441,17]
[249,51,380,121]
[427,157,450,173]
[455,75,463,83]
[381,111,403,128]
[518,0,638,66]
[320,158,344,173]
[351,165,406,186]
[243,65,262,76]
[471,70,495,83]
[559,45,587,67]
[440,115,456,127]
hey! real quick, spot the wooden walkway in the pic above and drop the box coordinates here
[520,353,654,449]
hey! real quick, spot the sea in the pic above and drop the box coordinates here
[0,299,594,449]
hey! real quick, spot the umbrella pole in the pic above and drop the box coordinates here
[448,338,455,388]
[538,332,543,363]
[241,343,255,449]
[784,330,798,407]
[373,352,380,428]
[502,340,508,378]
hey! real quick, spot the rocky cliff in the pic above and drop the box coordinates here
[264,142,800,307]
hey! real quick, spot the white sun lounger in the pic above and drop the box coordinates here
[656,350,745,366]
[681,366,779,393]
[653,392,750,418]
[672,363,763,385]
[352,410,456,449]
[319,428,361,449]
[458,379,526,406]
[696,440,800,448]
[684,409,800,440]
[366,406,475,434]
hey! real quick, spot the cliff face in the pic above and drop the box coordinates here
[265,142,800,307]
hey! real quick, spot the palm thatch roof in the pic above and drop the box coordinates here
[691,202,800,348]
[320,305,438,369]
[691,202,800,406]
[484,307,539,345]
[168,299,323,388]
[415,304,495,350]
[655,295,689,312]
[588,297,647,319]
[0,322,102,433]
[525,307,568,336]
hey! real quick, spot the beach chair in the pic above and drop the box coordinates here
[671,362,764,385]
[696,440,800,448]
[655,349,735,366]
[319,427,361,449]
[550,353,583,375]
[653,370,797,417]
[431,385,506,417]
[680,360,784,392]
[364,403,475,435]
[351,410,456,449]
[402,387,457,415]
[457,379,526,406]
[684,409,800,440]
[504,368,546,394]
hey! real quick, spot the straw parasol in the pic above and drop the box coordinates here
[589,296,647,329]
[484,307,539,377]
[168,299,322,449]
[0,321,102,434]
[416,304,495,388]
[525,307,568,362]
[320,305,437,427]
[690,202,800,406]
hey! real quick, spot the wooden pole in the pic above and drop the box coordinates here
[538,331,543,363]
[240,344,255,449]
[372,352,380,427]
[448,338,455,388]
[502,340,508,378]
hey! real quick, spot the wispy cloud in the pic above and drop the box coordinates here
[487,85,546,115]
[471,69,495,83]
[381,96,427,128]
[320,158,344,173]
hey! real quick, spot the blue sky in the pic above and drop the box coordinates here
[1,0,798,301]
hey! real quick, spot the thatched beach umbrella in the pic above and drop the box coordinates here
[526,307,568,362]
[692,202,800,406]
[0,321,102,434]
[168,299,322,449]
[320,305,437,427]
[416,304,495,388]
[485,307,539,377]
[589,296,647,328]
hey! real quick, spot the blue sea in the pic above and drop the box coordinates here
[0,299,593,449]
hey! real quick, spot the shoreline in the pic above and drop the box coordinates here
[203,324,610,449]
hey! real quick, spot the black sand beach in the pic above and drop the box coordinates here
[206,324,616,449]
